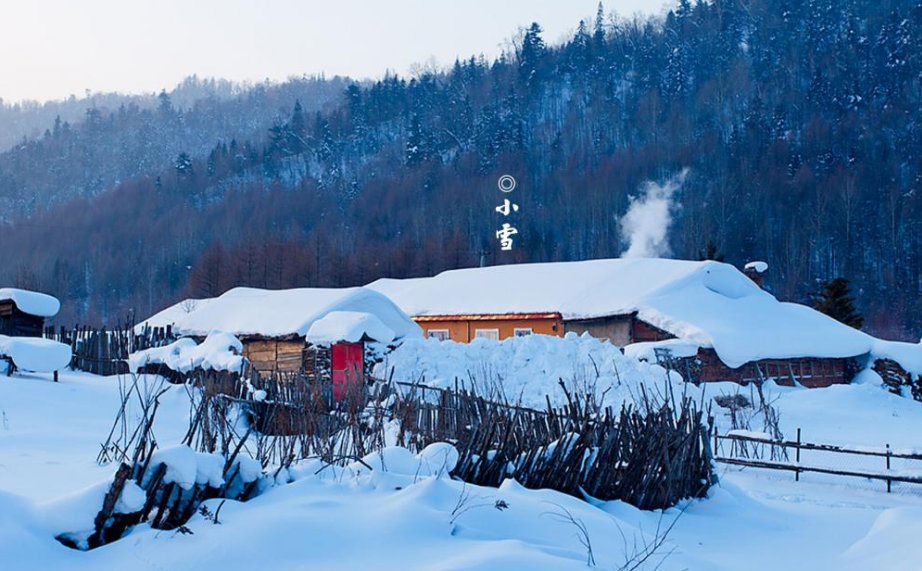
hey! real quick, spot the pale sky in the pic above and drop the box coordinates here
[0,0,666,103]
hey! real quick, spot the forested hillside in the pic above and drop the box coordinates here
[0,76,347,218]
[1,0,920,340]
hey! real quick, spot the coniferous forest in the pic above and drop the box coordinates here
[1,0,920,340]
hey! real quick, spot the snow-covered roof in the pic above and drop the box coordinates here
[367,258,916,369]
[139,287,421,342]
[136,298,214,331]
[306,311,396,346]
[0,288,61,318]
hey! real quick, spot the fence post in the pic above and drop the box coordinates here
[713,428,719,459]
[795,428,801,482]
[886,444,891,493]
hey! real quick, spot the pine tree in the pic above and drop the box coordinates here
[157,89,173,115]
[698,241,725,262]
[812,277,864,329]
[288,100,306,155]
[519,22,547,85]
[406,114,425,166]
[174,152,193,176]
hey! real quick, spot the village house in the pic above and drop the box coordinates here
[140,287,422,389]
[367,258,905,388]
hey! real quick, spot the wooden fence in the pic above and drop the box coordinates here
[714,430,922,492]
[44,325,175,376]
[179,367,716,510]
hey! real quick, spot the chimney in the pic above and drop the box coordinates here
[743,261,768,289]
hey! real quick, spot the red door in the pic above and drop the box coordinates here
[331,342,364,401]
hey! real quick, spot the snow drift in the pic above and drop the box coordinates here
[128,331,245,374]
[374,332,682,410]
[0,335,71,372]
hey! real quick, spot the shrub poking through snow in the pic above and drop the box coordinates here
[62,373,267,550]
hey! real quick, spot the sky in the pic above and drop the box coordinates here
[0,0,666,103]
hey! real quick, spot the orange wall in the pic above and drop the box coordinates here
[418,317,562,342]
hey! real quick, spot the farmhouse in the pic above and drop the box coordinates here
[0,288,61,337]
[367,258,894,388]
[139,287,422,384]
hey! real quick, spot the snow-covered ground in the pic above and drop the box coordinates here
[2,367,922,570]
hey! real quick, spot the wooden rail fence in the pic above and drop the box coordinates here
[714,430,922,492]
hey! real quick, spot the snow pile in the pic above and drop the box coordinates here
[623,338,701,361]
[843,507,922,571]
[348,443,460,479]
[374,332,681,410]
[143,445,261,492]
[744,260,769,273]
[146,446,226,490]
[138,286,421,342]
[127,331,245,374]
[0,288,61,317]
[0,335,71,372]
[871,338,922,377]
[306,311,395,346]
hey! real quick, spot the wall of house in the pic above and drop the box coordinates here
[679,348,854,387]
[0,301,45,337]
[631,319,676,343]
[242,339,305,373]
[564,316,633,345]
[417,316,562,342]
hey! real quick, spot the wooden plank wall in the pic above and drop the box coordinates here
[0,301,45,337]
[242,339,305,374]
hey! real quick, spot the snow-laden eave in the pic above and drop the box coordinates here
[0,288,61,318]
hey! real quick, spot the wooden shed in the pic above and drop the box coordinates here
[139,287,422,387]
[368,258,877,387]
[0,288,61,337]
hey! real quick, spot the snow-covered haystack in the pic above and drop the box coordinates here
[374,332,683,410]
[127,331,245,374]
[0,335,71,373]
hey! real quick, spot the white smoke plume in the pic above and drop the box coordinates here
[619,168,689,259]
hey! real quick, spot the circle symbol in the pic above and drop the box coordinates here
[498,175,516,193]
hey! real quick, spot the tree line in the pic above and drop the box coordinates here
[0,0,920,341]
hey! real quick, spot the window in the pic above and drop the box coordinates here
[474,329,500,340]
[513,328,533,337]
[427,329,450,341]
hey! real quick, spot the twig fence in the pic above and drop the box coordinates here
[714,430,922,493]
[73,367,717,550]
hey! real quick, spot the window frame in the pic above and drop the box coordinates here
[427,329,450,341]
[473,328,500,341]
